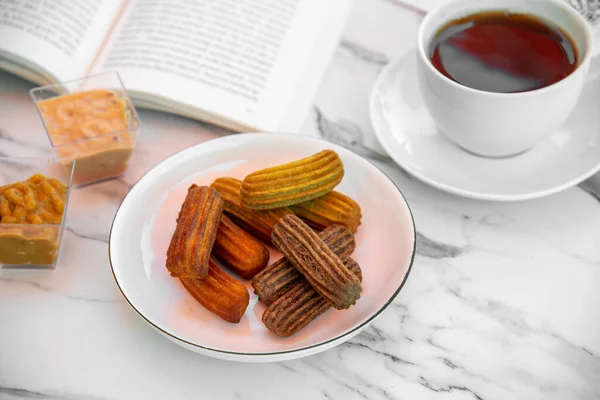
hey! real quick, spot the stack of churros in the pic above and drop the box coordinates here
[166,150,363,336]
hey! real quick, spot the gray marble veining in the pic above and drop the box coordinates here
[1,1,600,399]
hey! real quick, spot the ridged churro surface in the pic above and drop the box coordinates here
[262,259,362,337]
[240,150,344,210]
[252,224,355,304]
[166,185,222,279]
[212,215,270,279]
[291,190,362,233]
[211,177,293,244]
[272,215,361,310]
[180,258,249,323]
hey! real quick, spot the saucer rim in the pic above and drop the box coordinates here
[369,49,600,202]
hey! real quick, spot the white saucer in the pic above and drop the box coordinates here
[370,48,600,201]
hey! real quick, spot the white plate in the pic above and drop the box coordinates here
[370,48,600,201]
[109,133,416,362]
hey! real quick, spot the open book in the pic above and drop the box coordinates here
[0,0,354,132]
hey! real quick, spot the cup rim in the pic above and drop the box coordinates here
[417,0,593,97]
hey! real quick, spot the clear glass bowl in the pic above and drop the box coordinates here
[30,72,141,186]
[0,157,75,269]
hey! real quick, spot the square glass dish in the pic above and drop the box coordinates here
[0,157,74,269]
[30,72,141,186]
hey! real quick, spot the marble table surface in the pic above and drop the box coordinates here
[1,1,599,399]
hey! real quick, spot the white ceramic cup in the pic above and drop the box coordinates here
[417,0,593,158]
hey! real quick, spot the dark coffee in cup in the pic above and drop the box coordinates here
[429,11,578,93]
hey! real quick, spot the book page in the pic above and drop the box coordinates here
[93,0,353,132]
[261,0,354,132]
[0,0,124,83]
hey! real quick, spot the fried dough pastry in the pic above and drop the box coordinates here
[272,215,361,309]
[252,225,355,304]
[212,214,270,279]
[180,258,249,323]
[166,185,223,279]
[210,177,293,244]
[290,190,362,233]
[240,150,344,210]
[262,259,362,337]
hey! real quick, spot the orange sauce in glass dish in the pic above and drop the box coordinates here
[39,89,135,185]
[0,174,68,266]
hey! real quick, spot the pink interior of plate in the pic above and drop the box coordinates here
[111,134,415,355]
